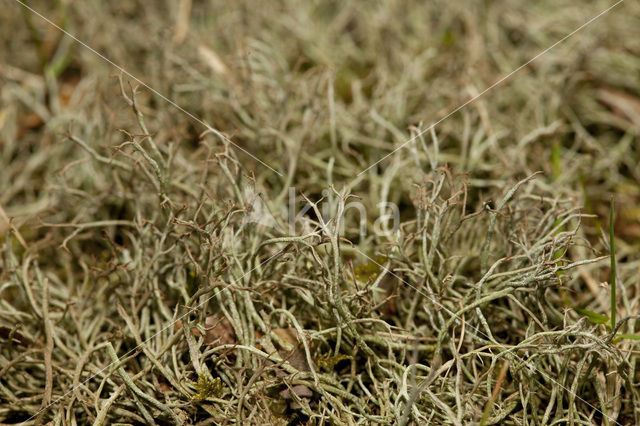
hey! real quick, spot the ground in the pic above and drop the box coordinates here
[1,0,640,424]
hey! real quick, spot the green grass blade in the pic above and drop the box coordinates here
[610,195,616,332]
[613,334,640,344]
[573,307,610,326]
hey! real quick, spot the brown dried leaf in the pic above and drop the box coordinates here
[172,315,236,347]
[279,384,314,408]
[17,113,43,139]
[597,88,640,129]
[272,327,300,348]
[173,0,192,45]
[270,328,310,374]
[275,330,314,407]
[198,44,228,76]
[203,314,236,346]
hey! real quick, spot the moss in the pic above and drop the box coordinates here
[353,255,387,282]
[316,353,352,370]
[192,375,224,401]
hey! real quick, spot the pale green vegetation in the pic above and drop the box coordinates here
[1,0,640,424]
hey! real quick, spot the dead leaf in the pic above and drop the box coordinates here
[597,88,640,130]
[0,108,8,131]
[279,384,313,408]
[278,345,309,373]
[263,328,315,409]
[17,113,43,139]
[158,379,171,393]
[272,327,300,348]
[59,79,80,107]
[271,328,311,372]
[203,314,236,346]
[198,44,228,76]
[173,315,236,347]
[173,0,192,45]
